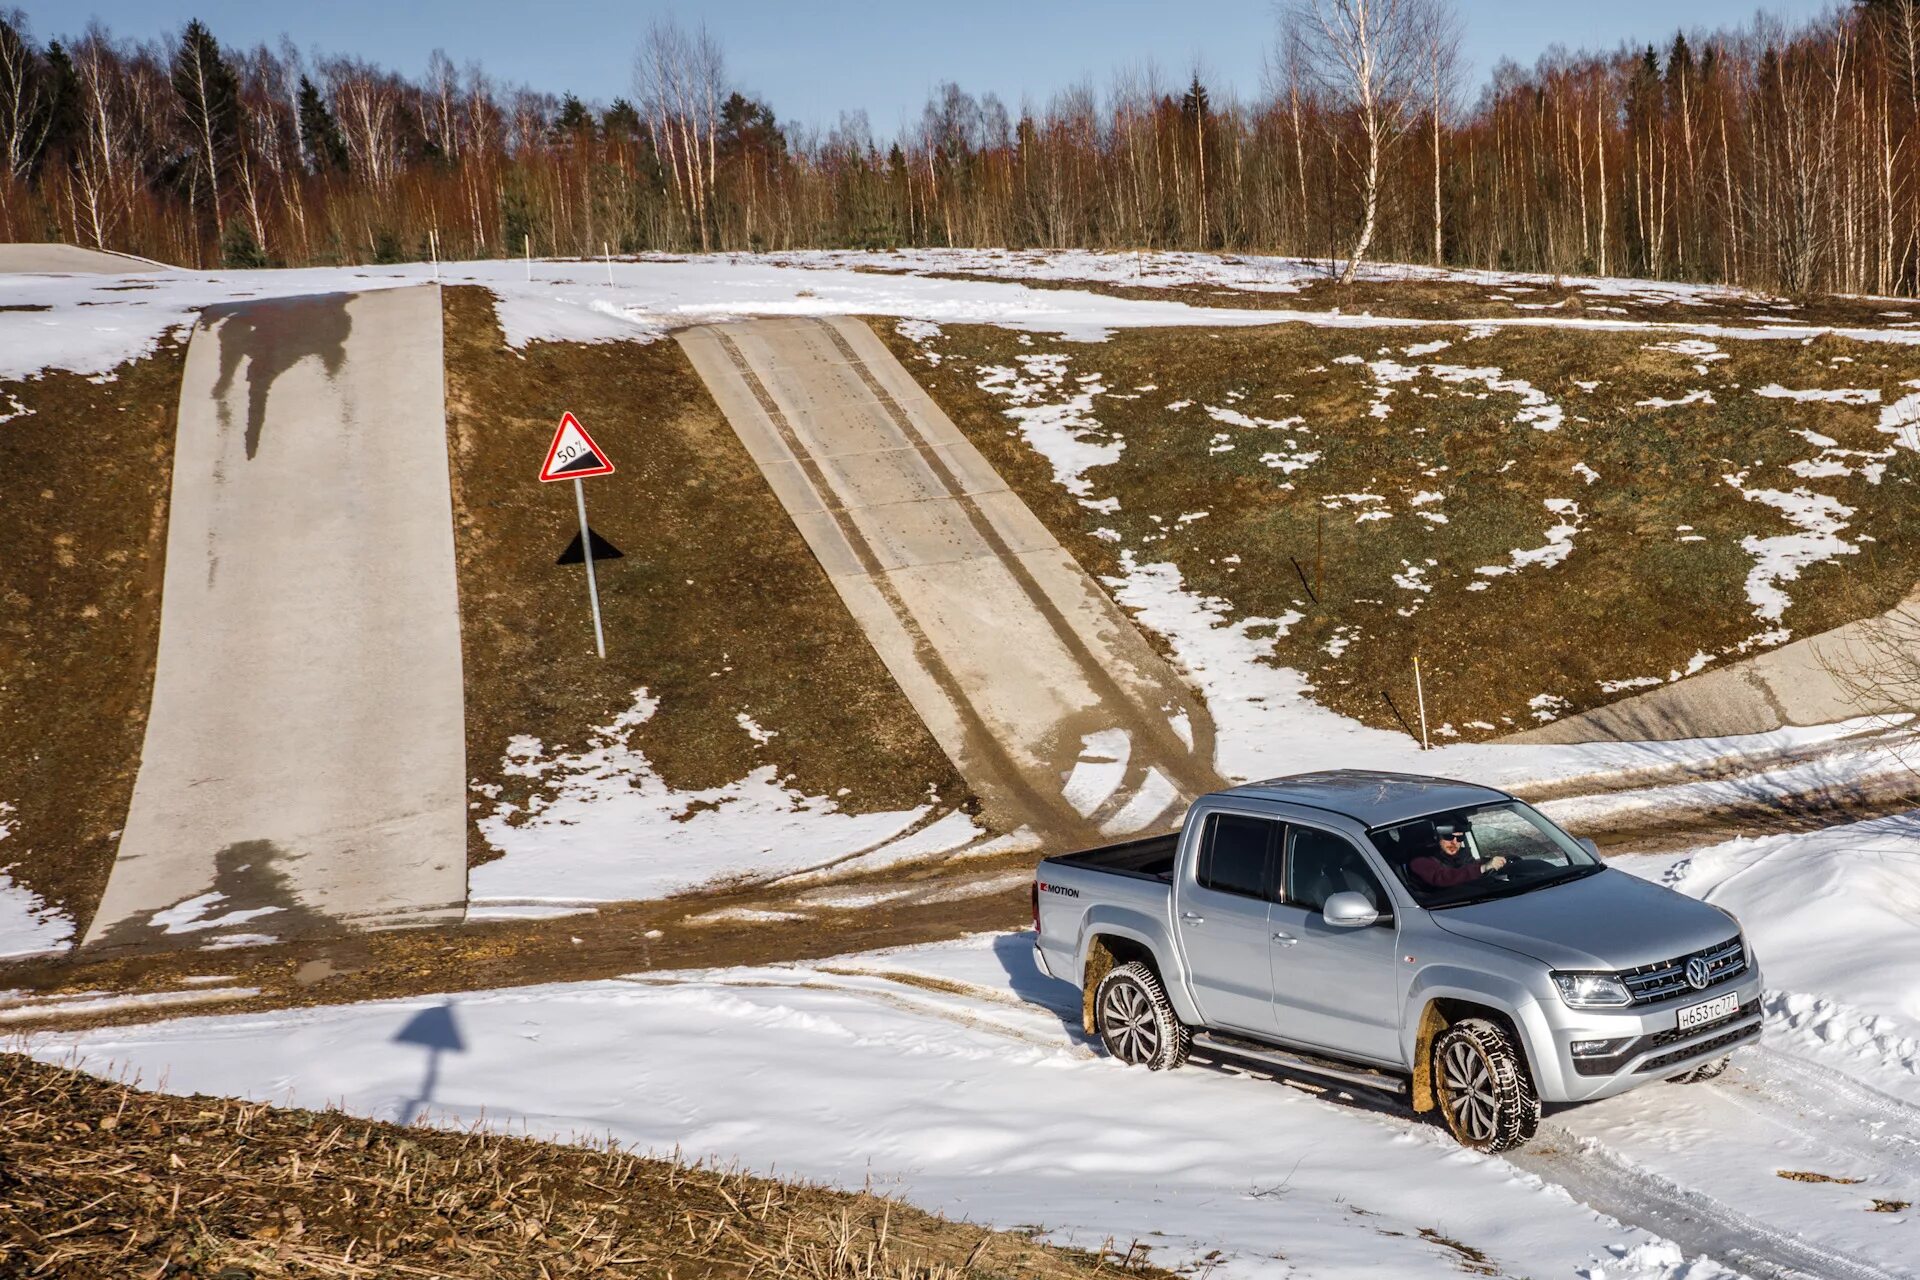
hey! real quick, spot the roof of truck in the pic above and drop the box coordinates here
[1224,770,1513,827]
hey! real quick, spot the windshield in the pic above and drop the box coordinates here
[1367,801,1602,909]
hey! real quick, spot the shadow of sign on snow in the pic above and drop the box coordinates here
[394,1001,467,1125]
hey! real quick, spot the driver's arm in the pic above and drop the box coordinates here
[1409,854,1488,887]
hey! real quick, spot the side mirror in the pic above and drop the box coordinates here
[1322,891,1380,929]
[1577,838,1600,857]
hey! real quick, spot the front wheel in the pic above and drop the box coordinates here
[1094,961,1190,1071]
[1432,1018,1540,1152]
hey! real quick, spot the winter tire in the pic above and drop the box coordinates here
[1432,1017,1540,1152]
[1094,961,1190,1071]
[1670,1054,1732,1083]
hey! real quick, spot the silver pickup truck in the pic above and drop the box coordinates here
[1031,770,1762,1151]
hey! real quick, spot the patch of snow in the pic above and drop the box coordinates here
[1754,384,1880,405]
[147,893,283,935]
[1476,498,1585,578]
[0,801,74,960]
[735,712,776,746]
[1721,474,1857,623]
[0,986,257,1022]
[1636,390,1715,409]
[471,690,982,908]
[974,354,1118,497]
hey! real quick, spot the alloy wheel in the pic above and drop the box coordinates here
[1442,1039,1499,1144]
[1100,979,1159,1064]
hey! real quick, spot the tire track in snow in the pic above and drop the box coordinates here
[1511,1125,1910,1280]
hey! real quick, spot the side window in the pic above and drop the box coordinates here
[1287,826,1390,916]
[1197,813,1275,900]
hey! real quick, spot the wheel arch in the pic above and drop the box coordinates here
[1408,989,1539,1113]
[1078,917,1183,1033]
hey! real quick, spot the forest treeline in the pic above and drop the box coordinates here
[1,2,1917,296]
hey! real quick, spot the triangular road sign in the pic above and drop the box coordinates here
[539,411,615,482]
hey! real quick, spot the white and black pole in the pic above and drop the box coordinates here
[573,475,605,659]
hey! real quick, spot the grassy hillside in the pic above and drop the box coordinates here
[878,318,1920,739]
[442,287,969,870]
[0,343,186,937]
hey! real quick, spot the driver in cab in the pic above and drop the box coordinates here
[1410,821,1507,889]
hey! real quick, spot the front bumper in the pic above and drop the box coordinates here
[1528,969,1765,1103]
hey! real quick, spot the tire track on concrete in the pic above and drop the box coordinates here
[702,327,1074,837]
[809,316,1220,803]
[679,318,1222,844]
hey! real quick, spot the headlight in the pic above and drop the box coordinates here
[1553,971,1633,1008]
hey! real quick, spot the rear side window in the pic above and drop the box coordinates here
[1198,813,1275,899]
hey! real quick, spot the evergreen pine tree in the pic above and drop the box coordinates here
[602,98,641,143]
[41,40,82,162]
[170,19,244,222]
[555,93,592,138]
[297,75,348,174]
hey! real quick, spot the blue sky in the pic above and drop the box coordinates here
[18,1,1829,134]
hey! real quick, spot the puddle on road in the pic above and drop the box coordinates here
[206,292,354,459]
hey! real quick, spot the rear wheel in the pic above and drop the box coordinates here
[1671,1055,1732,1083]
[1432,1018,1539,1152]
[1094,961,1190,1071]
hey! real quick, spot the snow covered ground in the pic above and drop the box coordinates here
[18,936,1732,1280]
[31,807,1920,1280]
[9,248,1920,386]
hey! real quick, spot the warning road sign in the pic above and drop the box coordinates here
[539,411,615,482]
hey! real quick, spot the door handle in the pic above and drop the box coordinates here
[1181,911,1204,925]
[1272,931,1297,947]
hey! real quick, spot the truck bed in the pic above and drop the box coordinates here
[1047,832,1178,882]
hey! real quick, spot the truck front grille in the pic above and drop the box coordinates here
[1620,936,1746,1006]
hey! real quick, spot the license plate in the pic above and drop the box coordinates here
[1677,992,1738,1031]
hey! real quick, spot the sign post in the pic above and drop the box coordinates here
[539,411,617,658]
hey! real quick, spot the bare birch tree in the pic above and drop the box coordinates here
[1285,0,1453,281]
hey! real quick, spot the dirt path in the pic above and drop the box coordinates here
[83,286,467,947]
[677,316,1222,844]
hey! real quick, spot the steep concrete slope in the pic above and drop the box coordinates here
[1515,587,1920,743]
[0,244,168,274]
[85,285,466,946]
[679,316,1222,843]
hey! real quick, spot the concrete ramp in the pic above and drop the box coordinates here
[86,285,466,946]
[0,243,168,274]
[678,317,1222,842]
[1514,587,1920,744]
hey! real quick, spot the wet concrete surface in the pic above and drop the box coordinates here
[84,284,467,947]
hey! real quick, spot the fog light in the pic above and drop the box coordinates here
[1570,1037,1629,1058]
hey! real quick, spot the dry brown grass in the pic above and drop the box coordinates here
[0,341,187,937]
[441,286,969,872]
[876,319,1920,739]
[0,1051,1170,1280]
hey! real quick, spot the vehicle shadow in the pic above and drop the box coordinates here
[990,930,1423,1126]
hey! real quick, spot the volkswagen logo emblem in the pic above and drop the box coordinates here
[1685,957,1712,990]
